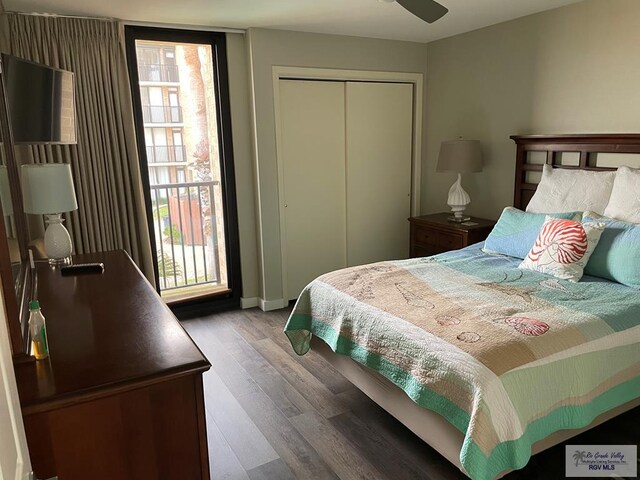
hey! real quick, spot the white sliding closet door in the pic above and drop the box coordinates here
[345,82,413,266]
[279,80,347,300]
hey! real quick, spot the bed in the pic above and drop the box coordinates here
[284,134,640,479]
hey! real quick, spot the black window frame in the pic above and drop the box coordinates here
[125,26,242,315]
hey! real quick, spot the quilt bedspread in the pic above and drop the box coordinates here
[284,244,640,480]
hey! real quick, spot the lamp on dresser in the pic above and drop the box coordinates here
[436,138,483,222]
[21,163,78,265]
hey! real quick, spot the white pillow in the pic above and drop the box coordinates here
[604,166,640,223]
[526,164,615,215]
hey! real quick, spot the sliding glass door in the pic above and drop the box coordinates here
[125,27,241,308]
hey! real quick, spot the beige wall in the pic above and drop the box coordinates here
[246,28,429,303]
[9,0,636,306]
[424,0,640,220]
[226,33,260,302]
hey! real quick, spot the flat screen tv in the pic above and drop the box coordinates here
[1,54,77,144]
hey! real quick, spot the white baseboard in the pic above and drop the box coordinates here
[240,297,259,309]
[258,298,288,311]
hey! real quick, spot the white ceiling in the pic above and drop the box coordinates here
[4,0,583,43]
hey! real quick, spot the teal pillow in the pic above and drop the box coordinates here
[583,214,640,288]
[483,207,581,259]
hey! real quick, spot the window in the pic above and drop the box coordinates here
[126,27,241,309]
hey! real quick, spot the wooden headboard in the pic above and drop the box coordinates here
[511,134,640,210]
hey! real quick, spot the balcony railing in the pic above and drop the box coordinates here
[146,145,187,164]
[150,181,222,292]
[142,105,183,124]
[138,63,179,83]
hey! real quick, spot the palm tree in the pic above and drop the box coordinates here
[157,251,183,281]
[176,44,221,281]
[572,450,587,467]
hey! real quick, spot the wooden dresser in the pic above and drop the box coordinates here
[409,213,496,257]
[14,251,211,480]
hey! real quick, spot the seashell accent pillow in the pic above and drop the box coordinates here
[519,217,605,282]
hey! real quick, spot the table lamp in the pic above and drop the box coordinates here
[436,138,483,222]
[21,163,78,265]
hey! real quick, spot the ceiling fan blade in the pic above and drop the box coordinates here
[396,0,448,23]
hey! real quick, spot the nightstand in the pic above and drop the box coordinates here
[408,213,496,258]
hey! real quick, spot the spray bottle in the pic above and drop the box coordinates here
[29,300,49,360]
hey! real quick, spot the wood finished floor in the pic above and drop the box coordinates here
[183,308,639,480]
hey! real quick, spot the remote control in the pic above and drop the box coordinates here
[60,263,105,275]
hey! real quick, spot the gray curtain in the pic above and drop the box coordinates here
[3,14,155,284]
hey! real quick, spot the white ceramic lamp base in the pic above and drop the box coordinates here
[447,173,471,223]
[44,214,73,265]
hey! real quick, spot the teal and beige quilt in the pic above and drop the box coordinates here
[284,244,640,480]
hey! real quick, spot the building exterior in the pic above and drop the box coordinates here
[136,42,190,186]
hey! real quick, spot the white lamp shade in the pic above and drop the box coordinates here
[21,163,78,214]
[436,139,483,173]
[0,166,13,216]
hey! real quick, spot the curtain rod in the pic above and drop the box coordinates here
[5,11,115,21]
[5,11,246,34]
[124,20,245,34]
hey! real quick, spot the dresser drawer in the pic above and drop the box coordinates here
[413,226,464,250]
[409,214,495,259]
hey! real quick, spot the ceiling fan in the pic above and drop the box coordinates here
[381,0,449,24]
